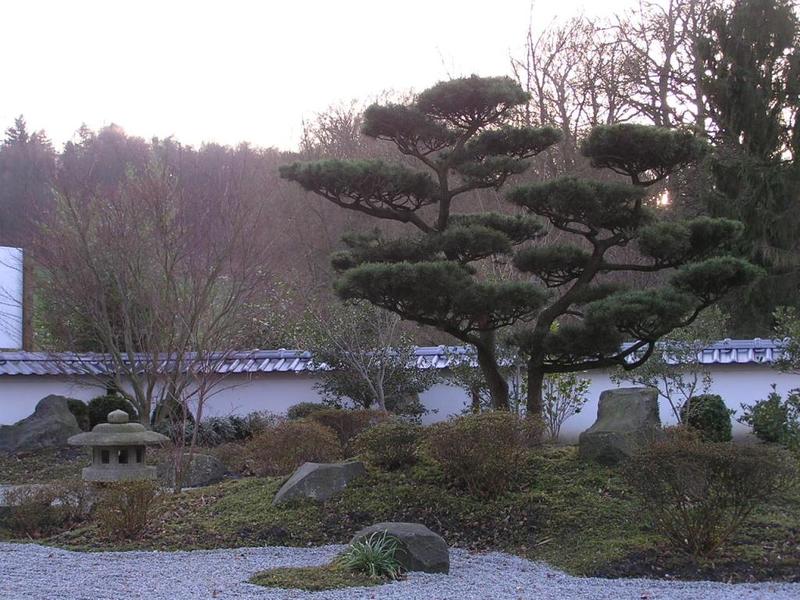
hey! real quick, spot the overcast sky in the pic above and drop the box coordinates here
[2,0,633,151]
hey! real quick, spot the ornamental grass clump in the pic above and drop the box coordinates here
[624,428,798,558]
[424,411,540,497]
[338,531,403,580]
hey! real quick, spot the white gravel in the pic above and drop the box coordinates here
[1,542,798,600]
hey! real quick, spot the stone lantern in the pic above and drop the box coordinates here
[67,409,169,482]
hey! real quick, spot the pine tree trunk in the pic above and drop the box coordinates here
[475,344,509,410]
[526,361,545,418]
[469,387,482,413]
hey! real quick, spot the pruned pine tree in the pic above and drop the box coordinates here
[282,76,560,410]
[281,76,760,415]
[510,123,760,415]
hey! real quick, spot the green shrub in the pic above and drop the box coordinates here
[424,412,540,497]
[245,420,342,476]
[307,409,389,455]
[95,480,162,540]
[155,412,278,447]
[739,385,800,449]
[88,395,138,427]
[3,480,92,537]
[66,399,90,431]
[338,531,403,580]
[287,402,326,420]
[624,427,798,558]
[354,420,422,470]
[211,442,249,475]
[681,394,733,442]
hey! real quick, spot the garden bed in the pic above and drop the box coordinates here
[2,445,799,583]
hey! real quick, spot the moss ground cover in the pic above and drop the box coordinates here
[0,448,89,484]
[2,446,798,582]
[249,564,386,591]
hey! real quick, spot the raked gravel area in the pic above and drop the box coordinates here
[1,542,798,600]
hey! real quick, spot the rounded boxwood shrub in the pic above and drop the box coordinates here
[680,394,733,442]
[66,399,90,431]
[287,402,326,420]
[88,394,139,427]
[245,420,342,476]
[354,419,423,470]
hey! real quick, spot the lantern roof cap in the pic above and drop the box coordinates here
[68,411,169,447]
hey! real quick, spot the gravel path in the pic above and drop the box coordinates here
[1,542,798,600]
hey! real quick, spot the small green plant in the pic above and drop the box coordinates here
[87,394,138,427]
[338,531,403,580]
[739,385,800,449]
[94,480,162,540]
[354,419,422,470]
[542,373,591,439]
[680,394,733,442]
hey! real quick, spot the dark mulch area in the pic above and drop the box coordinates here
[594,527,800,583]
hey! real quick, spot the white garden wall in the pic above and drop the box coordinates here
[2,364,798,441]
[0,376,105,423]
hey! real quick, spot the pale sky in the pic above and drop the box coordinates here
[2,0,632,151]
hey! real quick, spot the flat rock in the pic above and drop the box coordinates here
[0,396,81,454]
[272,461,366,506]
[157,453,226,488]
[578,387,663,464]
[350,522,449,574]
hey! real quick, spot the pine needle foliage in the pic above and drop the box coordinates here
[281,75,759,415]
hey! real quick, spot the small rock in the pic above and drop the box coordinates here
[272,461,366,505]
[350,522,450,574]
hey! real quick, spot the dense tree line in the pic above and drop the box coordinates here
[0,0,796,358]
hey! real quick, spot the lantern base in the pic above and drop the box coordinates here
[82,465,158,482]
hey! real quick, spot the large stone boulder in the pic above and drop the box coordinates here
[157,453,227,488]
[0,396,81,454]
[350,522,449,574]
[579,387,663,465]
[272,461,366,506]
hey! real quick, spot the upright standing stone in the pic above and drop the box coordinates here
[579,387,663,464]
[0,396,81,454]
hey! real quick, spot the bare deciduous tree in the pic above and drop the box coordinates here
[34,156,275,490]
